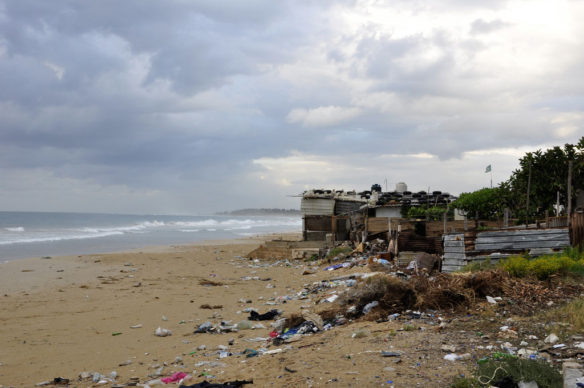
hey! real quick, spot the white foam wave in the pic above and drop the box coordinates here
[179,229,201,233]
[0,230,124,246]
[172,218,301,230]
[80,220,165,234]
[5,227,24,232]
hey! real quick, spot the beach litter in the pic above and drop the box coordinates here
[155,327,172,337]
[248,309,280,321]
[178,379,253,388]
[161,372,190,384]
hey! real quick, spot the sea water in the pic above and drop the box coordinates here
[0,211,301,261]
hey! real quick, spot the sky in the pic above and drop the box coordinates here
[0,0,583,215]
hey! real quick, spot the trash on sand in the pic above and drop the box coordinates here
[155,327,172,337]
[363,301,379,314]
[544,333,559,344]
[130,324,142,329]
[244,348,258,358]
[179,379,253,388]
[381,351,401,357]
[352,329,369,339]
[112,332,122,336]
[249,309,280,321]
[195,321,214,333]
[486,296,497,304]
[444,353,471,361]
[161,372,189,384]
[236,320,253,330]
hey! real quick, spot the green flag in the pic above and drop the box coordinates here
[485,165,491,173]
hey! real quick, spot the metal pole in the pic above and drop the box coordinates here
[568,160,573,227]
[526,162,532,228]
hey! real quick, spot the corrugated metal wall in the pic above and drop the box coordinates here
[442,229,571,273]
[301,198,335,216]
[443,234,465,273]
[475,229,569,250]
[334,200,363,215]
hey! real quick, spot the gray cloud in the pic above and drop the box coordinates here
[470,18,511,35]
[0,0,582,213]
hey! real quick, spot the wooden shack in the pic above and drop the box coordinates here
[443,228,570,272]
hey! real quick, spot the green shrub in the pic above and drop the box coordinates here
[460,258,497,273]
[501,254,584,280]
[326,246,352,259]
[527,258,561,280]
[501,256,529,277]
[476,358,562,387]
[450,377,479,388]
[563,246,584,260]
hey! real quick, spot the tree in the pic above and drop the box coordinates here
[452,187,506,224]
[504,137,584,220]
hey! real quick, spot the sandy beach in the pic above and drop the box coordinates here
[1,234,480,387]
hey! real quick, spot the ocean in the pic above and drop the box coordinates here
[0,211,301,261]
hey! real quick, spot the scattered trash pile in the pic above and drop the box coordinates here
[319,240,440,276]
[26,249,584,388]
[314,268,584,321]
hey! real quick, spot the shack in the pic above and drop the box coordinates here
[301,183,458,243]
[442,228,570,272]
[301,190,366,241]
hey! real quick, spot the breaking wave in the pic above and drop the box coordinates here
[5,227,25,232]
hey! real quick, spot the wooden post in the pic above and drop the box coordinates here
[526,162,532,228]
[443,211,447,234]
[568,160,573,227]
[545,210,549,229]
[504,208,509,228]
[364,210,368,242]
[331,215,336,244]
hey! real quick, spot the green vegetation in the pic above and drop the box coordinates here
[544,296,584,334]
[460,258,497,273]
[452,137,584,224]
[505,137,584,222]
[326,246,352,259]
[306,253,319,262]
[452,187,508,222]
[500,250,584,280]
[451,357,562,387]
[476,358,562,387]
[407,205,451,221]
[450,377,479,388]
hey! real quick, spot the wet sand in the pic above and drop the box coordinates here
[0,234,469,387]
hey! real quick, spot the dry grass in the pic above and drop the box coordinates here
[198,279,224,286]
[543,296,584,337]
[339,275,417,317]
[199,304,223,309]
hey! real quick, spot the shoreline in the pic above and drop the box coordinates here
[0,231,469,387]
[0,232,300,295]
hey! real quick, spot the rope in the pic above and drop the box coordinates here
[477,366,508,385]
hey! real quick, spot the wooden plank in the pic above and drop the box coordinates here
[444,240,464,247]
[444,234,464,241]
[475,233,570,244]
[367,217,389,233]
[477,229,567,238]
[443,261,467,266]
[442,265,463,273]
[475,240,569,250]
[443,253,466,260]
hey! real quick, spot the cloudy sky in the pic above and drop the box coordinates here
[0,0,582,214]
